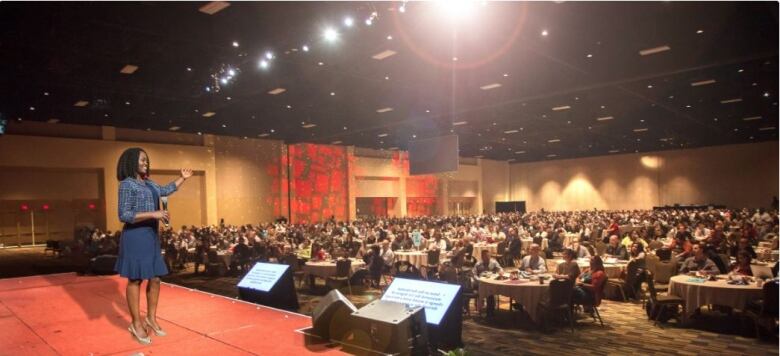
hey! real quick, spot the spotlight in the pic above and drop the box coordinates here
[541,29,548,36]
[265,51,274,60]
[220,78,228,84]
[365,18,373,26]
[259,60,269,69]
[343,17,354,27]
[387,35,393,40]
[438,0,477,21]
[399,5,406,13]
[302,45,309,52]
[205,86,211,92]
[232,41,239,47]
[227,69,236,77]
[323,27,339,41]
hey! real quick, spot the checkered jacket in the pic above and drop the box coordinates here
[118,177,177,224]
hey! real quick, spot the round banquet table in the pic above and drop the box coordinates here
[303,258,366,279]
[395,250,433,269]
[477,275,550,322]
[472,243,498,257]
[668,274,763,321]
[520,238,549,254]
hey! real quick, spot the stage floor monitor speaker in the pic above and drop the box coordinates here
[311,289,357,342]
[350,300,429,356]
[237,262,299,311]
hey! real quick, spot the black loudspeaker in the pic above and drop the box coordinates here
[237,263,299,311]
[89,255,118,275]
[350,300,429,356]
[311,289,358,341]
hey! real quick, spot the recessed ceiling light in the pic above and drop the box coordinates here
[633,128,649,132]
[332,140,343,144]
[120,65,139,74]
[647,84,653,89]
[639,45,671,56]
[377,133,388,137]
[685,105,691,108]
[515,151,526,154]
[169,126,181,131]
[608,149,620,153]
[690,79,716,87]
[125,101,131,106]
[696,29,704,34]
[547,139,561,143]
[720,98,742,104]
[47,118,59,124]
[73,100,89,107]
[412,134,417,138]
[763,92,771,97]
[742,116,762,121]
[343,126,348,130]
[199,1,230,15]
[197,132,202,135]
[503,73,509,77]
[385,76,390,80]
[425,109,430,113]
[376,107,394,113]
[302,45,309,52]
[596,116,614,121]
[508,158,516,162]
[586,54,593,58]
[302,123,317,128]
[453,121,468,126]
[222,124,227,128]
[372,50,397,60]
[552,105,570,111]
[270,129,275,133]
[186,67,192,71]
[268,88,286,95]
[43,92,49,96]
[504,129,519,134]
[541,29,548,36]
[330,92,335,96]
[600,105,606,109]
[29,106,35,111]
[258,133,270,137]
[480,83,502,90]
[546,154,557,158]
[738,69,744,73]
[387,35,393,40]
[759,126,776,131]
[286,105,292,109]
[202,112,216,118]
[452,57,458,61]
[232,41,239,47]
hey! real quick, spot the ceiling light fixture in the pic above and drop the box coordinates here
[639,45,671,56]
[343,17,354,27]
[541,29,548,36]
[720,98,742,104]
[376,107,394,113]
[759,126,776,131]
[302,45,309,52]
[268,88,286,95]
[73,100,89,107]
[633,128,649,132]
[504,129,519,134]
[547,139,561,143]
[202,112,216,118]
[198,1,230,15]
[453,121,468,126]
[551,105,570,111]
[596,116,614,121]
[323,27,339,42]
[480,83,502,90]
[690,79,716,87]
[169,126,181,131]
[742,116,762,121]
[302,123,317,128]
[372,50,397,60]
[120,65,139,74]
[515,151,526,154]
[377,133,388,137]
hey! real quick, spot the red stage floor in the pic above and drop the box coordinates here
[0,273,347,355]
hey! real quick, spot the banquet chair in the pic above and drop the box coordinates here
[492,240,507,262]
[651,257,678,294]
[284,254,306,288]
[457,270,478,316]
[594,241,607,257]
[607,260,642,302]
[426,249,441,279]
[538,278,575,333]
[326,259,353,295]
[646,271,685,327]
[574,276,608,326]
[743,280,779,339]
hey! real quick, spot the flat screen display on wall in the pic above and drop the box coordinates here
[408,135,459,175]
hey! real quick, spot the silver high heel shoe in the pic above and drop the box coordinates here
[128,323,152,345]
[144,317,167,337]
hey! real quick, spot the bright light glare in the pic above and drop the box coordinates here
[302,45,309,52]
[259,60,269,69]
[344,17,354,27]
[437,0,478,21]
[265,51,274,60]
[323,28,339,42]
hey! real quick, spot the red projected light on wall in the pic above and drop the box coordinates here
[87,203,97,210]
[42,204,50,211]
[20,204,29,212]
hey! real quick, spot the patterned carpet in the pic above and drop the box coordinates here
[161,265,779,356]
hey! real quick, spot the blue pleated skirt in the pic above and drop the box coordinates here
[114,221,168,280]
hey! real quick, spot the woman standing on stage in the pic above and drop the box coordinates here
[115,147,192,345]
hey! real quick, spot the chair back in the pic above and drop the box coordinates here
[207,250,218,262]
[335,259,352,278]
[718,254,731,269]
[548,278,575,308]
[645,253,660,276]
[284,254,300,271]
[653,258,677,284]
[427,249,441,266]
[497,241,507,255]
[761,280,779,318]
[655,248,672,261]
[648,240,663,251]
[440,265,458,284]
[595,241,607,257]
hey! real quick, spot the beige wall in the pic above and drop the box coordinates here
[480,159,510,214]
[510,142,778,211]
[213,136,284,225]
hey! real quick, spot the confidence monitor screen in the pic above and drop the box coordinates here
[381,278,460,326]
[408,135,459,175]
[237,262,288,292]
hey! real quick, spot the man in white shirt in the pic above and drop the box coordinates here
[520,244,547,273]
[380,240,395,269]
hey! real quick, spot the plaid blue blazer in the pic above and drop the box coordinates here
[118,177,177,224]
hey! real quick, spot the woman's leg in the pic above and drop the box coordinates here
[146,277,162,328]
[126,279,148,337]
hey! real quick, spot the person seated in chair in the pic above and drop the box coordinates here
[604,235,628,260]
[473,249,503,316]
[729,237,757,260]
[520,243,547,274]
[729,251,753,276]
[554,248,581,281]
[573,256,607,313]
[678,243,720,275]
[570,239,591,259]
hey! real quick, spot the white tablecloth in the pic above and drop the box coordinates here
[395,251,432,269]
[668,274,762,319]
[477,276,550,322]
[520,238,548,254]
[473,243,498,257]
[303,258,365,279]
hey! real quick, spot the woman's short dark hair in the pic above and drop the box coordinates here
[116,147,148,181]
[562,248,575,259]
[590,255,605,272]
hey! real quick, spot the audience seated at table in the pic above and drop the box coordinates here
[605,235,628,260]
[678,243,720,275]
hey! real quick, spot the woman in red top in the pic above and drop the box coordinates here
[605,219,620,243]
[574,256,607,309]
[730,251,753,276]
